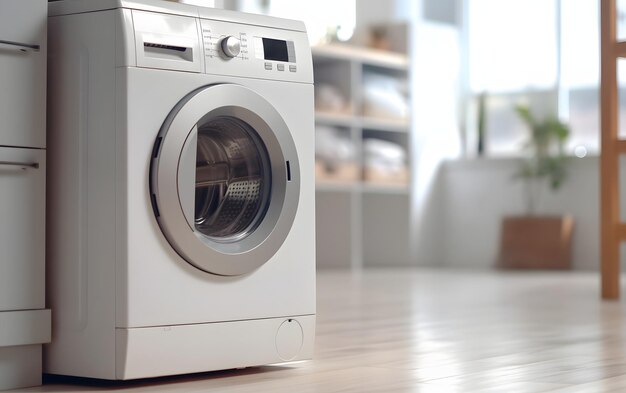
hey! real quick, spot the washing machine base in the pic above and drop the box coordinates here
[115,314,315,380]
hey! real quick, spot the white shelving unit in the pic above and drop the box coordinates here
[313,44,413,269]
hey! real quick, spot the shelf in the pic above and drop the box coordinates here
[315,182,357,193]
[315,112,356,128]
[315,181,409,195]
[444,155,598,172]
[312,44,409,71]
[360,117,409,133]
[313,38,413,270]
[360,183,410,195]
[315,112,409,133]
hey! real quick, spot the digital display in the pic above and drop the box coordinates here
[262,38,289,62]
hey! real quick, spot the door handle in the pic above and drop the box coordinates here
[0,39,40,53]
[0,160,39,169]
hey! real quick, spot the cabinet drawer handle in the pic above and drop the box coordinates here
[0,39,40,52]
[0,160,39,169]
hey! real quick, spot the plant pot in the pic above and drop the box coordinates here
[497,215,574,269]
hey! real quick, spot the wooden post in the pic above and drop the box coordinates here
[601,0,620,299]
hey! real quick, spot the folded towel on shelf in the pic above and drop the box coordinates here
[363,138,408,185]
[315,126,356,168]
[362,73,408,119]
[315,84,349,114]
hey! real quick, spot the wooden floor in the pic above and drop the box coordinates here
[22,269,626,392]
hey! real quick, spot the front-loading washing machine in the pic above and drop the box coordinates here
[46,0,315,380]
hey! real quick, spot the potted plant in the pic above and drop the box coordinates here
[497,105,574,269]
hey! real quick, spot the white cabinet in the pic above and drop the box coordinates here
[0,1,49,390]
[0,0,47,148]
[0,310,50,391]
[0,147,46,311]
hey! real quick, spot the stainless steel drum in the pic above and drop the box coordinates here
[194,116,271,242]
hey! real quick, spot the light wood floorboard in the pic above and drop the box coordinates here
[19,269,626,392]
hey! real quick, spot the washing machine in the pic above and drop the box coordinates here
[46,0,315,380]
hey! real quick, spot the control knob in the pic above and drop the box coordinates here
[220,36,241,58]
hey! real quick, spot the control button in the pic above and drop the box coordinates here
[289,65,297,72]
[265,62,273,70]
[277,64,285,71]
[220,35,241,58]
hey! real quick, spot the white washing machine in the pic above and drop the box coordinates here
[46,0,315,380]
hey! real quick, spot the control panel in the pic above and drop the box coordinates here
[202,26,249,60]
[199,19,312,83]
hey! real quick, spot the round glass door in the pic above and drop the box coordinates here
[194,117,271,242]
[150,84,300,276]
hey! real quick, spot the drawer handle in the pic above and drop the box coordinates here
[0,160,39,169]
[0,39,40,53]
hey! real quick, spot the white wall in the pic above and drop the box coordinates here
[410,22,461,264]
[420,157,602,270]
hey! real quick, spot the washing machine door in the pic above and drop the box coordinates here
[150,84,300,276]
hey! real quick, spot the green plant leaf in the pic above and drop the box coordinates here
[515,105,535,128]
[513,104,570,192]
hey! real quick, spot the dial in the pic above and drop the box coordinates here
[220,36,241,58]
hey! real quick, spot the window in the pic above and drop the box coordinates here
[560,0,599,153]
[466,0,600,156]
[468,0,557,94]
[618,0,626,41]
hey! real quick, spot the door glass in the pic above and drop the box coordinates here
[194,116,271,242]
